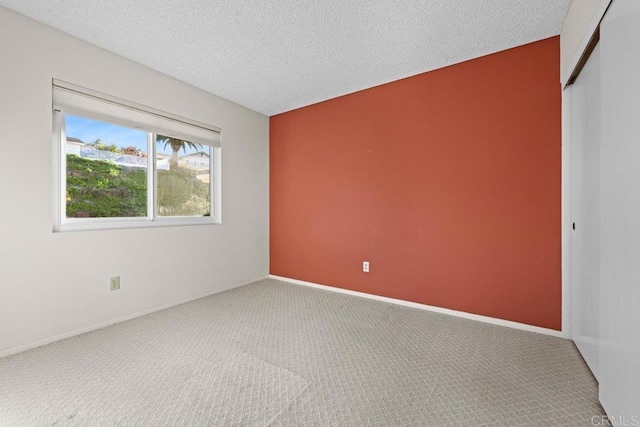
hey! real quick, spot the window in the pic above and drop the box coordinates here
[52,80,221,232]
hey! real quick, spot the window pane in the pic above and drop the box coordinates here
[156,135,211,217]
[65,114,148,218]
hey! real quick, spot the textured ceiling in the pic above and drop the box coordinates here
[0,0,569,116]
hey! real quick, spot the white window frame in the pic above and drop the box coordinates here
[52,80,222,232]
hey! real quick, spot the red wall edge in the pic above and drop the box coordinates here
[270,37,562,330]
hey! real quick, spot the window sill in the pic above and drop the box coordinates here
[54,216,219,233]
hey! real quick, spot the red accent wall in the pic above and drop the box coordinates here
[270,37,561,330]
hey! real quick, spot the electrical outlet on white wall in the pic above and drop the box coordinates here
[110,276,120,291]
[363,261,370,273]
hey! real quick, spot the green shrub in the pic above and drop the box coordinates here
[157,166,209,216]
[66,155,209,218]
[66,155,146,218]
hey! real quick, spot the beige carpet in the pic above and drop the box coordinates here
[0,278,603,426]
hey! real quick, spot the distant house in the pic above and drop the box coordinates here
[179,151,209,171]
[120,146,146,157]
[156,152,171,170]
[66,137,86,156]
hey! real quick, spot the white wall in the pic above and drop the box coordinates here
[560,0,611,86]
[0,7,269,355]
[599,0,640,418]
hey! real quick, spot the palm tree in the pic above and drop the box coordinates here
[156,135,203,167]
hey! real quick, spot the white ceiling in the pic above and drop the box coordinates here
[0,0,569,116]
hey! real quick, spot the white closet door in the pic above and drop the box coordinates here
[570,44,601,381]
[599,0,640,418]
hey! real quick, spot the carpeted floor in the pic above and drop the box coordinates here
[0,278,603,426]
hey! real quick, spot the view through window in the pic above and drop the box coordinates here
[156,134,211,217]
[64,114,213,221]
[65,115,149,218]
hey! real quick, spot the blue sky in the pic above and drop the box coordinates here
[66,114,202,156]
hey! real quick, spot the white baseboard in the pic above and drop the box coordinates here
[269,274,564,338]
[0,276,267,359]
